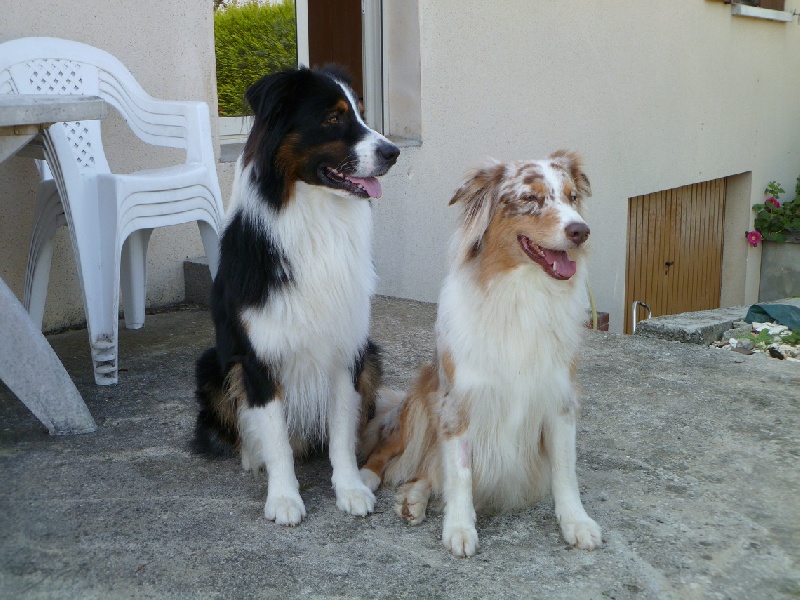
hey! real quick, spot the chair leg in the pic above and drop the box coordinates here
[121,228,153,330]
[60,176,121,385]
[23,181,66,330]
[198,220,220,279]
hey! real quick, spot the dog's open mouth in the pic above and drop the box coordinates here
[321,166,382,199]
[518,235,577,280]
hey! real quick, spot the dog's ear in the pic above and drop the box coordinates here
[550,150,592,198]
[244,67,313,124]
[449,159,506,262]
[242,68,314,207]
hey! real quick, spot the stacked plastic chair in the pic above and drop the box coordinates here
[0,37,224,384]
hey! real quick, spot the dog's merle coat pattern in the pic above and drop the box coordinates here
[360,154,602,557]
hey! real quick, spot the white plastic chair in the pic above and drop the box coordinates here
[0,37,223,385]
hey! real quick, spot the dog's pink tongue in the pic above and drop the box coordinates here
[543,249,577,278]
[348,176,382,199]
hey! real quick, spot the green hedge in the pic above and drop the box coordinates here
[215,1,297,116]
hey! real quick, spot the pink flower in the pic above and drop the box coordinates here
[746,230,762,247]
[765,196,781,209]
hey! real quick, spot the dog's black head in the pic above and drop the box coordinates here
[242,65,400,209]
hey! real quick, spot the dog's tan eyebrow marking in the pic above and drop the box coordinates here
[522,172,546,189]
[509,177,547,209]
[333,99,350,113]
[562,181,576,200]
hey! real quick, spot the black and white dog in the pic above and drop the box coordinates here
[194,66,399,525]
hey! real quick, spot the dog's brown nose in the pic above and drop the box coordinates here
[566,222,590,245]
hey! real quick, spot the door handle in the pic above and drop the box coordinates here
[631,300,651,333]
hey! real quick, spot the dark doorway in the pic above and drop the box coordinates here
[308,0,364,100]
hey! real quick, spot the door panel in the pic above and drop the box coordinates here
[625,179,726,333]
[308,0,363,100]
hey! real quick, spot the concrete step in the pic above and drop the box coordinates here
[634,297,800,344]
[183,257,213,307]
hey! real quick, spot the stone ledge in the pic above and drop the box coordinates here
[635,298,800,344]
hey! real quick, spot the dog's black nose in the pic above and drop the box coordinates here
[566,222,590,245]
[379,141,400,165]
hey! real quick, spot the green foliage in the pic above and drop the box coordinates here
[741,329,776,346]
[740,328,800,349]
[752,176,800,243]
[215,0,297,116]
[784,330,800,345]
[764,181,785,199]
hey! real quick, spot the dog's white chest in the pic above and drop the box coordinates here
[242,185,375,367]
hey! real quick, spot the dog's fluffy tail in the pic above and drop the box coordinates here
[359,387,406,460]
[192,347,239,457]
[359,364,442,491]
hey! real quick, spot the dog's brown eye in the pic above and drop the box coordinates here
[325,113,339,125]
[570,191,578,202]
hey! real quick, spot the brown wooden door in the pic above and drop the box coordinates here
[624,179,726,333]
[308,0,363,100]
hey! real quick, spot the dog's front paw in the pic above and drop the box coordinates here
[442,522,479,557]
[264,494,306,526]
[560,517,602,550]
[359,468,381,492]
[335,484,375,517]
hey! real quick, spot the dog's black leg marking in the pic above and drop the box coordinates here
[353,339,383,423]
[193,212,293,456]
[193,347,238,457]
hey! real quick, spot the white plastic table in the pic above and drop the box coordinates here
[0,95,107,434]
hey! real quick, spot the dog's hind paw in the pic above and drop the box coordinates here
[359,468,381,492]
[335,484,375,517]
[442,523,479,558]
[394,480,431,525]
[264,494,306,526]
[561,517,602,550]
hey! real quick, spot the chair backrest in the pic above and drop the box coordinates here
[0,37,198,175]
[0,38,114,173]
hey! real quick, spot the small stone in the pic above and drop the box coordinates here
[768,346,785,360]
[753,322,788,336]
[722,324,754,341]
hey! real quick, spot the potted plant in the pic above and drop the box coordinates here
[746,177,800,301]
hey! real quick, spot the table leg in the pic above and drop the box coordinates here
[0,277,96,434]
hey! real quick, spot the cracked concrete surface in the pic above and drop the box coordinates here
[1,296,798,599]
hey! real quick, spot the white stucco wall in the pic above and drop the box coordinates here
[0,0,219,331]
[2,0,798,335]
[373,0,800,332]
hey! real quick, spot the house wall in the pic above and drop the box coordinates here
[373,0,800,332]
[2,0,798,336]
[0,0,218,331]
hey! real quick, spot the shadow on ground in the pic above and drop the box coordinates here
[1,296,798,599]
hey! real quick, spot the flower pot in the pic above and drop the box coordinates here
[758,239,800,302]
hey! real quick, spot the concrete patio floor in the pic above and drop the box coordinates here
[1,296,798,599]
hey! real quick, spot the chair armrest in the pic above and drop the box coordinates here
[102,77,217,167]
